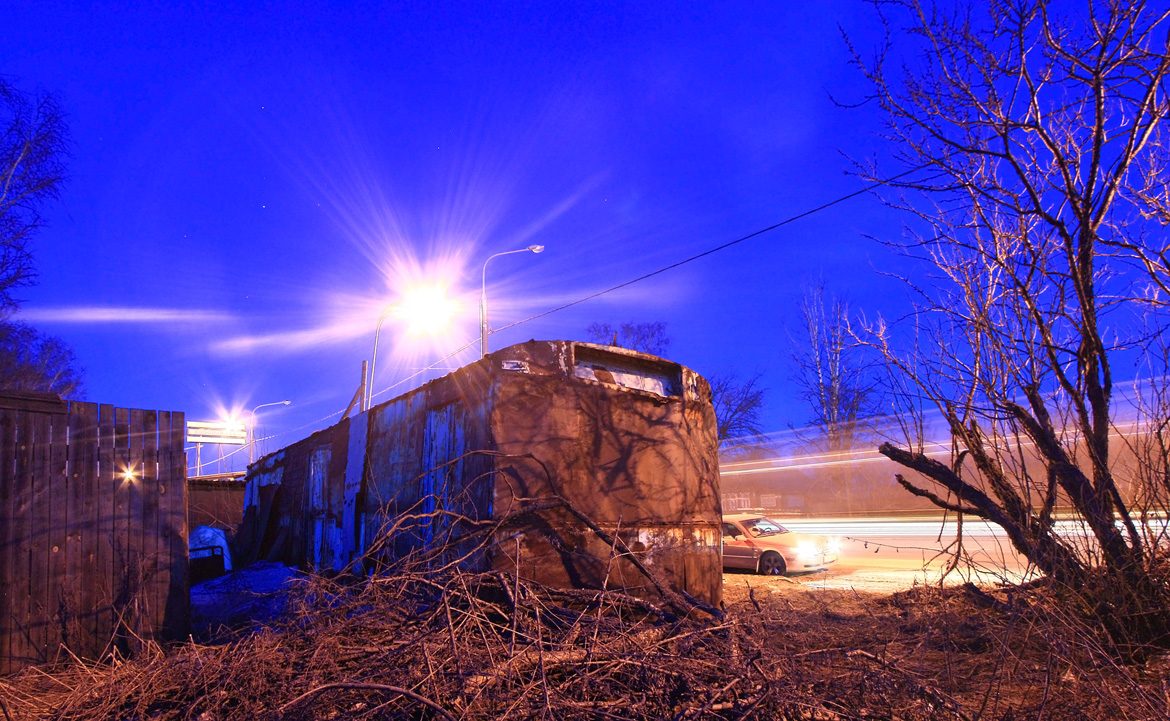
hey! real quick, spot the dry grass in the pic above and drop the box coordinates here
[2,563,1169,721]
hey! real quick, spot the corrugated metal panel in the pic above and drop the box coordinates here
[421,403,469,551]
[308,447,330,570]
[236,341,721,606]
[363,391,429,559]
[342,412,367,566]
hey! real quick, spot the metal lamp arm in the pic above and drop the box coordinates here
[367,302,400,410]
[480,245,543,356]
[249,400,291,464]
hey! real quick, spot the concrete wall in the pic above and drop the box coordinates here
[235,340,722,605]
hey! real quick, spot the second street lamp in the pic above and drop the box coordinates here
[249,400,291,464]
[480,245,544,357]
[366,302,400,410]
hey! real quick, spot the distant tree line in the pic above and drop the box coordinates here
[788,280,888,511]
[0,77,82,397]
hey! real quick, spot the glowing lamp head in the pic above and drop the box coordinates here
[393,284,461,337]
[527,245,544,254]
[122,465,137,483]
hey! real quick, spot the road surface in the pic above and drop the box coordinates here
[749,515,1037,591]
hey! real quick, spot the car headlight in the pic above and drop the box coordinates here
[797,542,817,559]
[828,538,841,554]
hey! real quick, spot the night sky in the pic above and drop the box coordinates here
[5,1,915,469]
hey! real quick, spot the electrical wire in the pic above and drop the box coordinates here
[233,165,930,460]
[232,336,481,463]
[492,165,930,335]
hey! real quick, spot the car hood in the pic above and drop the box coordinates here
[745,532,831,550]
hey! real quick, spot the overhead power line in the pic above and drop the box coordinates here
[493,165,929,335]
[256,166,929,455]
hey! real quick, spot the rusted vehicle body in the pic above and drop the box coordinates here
[235,340,722,605]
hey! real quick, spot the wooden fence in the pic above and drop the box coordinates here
[0,392,188,674]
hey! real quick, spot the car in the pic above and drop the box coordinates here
[722,513,840,575]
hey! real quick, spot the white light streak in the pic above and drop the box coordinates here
[16,306,235,324]
[721,420,1154,476]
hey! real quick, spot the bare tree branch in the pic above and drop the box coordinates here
[849,0,1170,651]
[0,78,68,311]
[708,371,767,449]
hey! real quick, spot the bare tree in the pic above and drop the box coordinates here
[708,370,767,451]
[584,321,671,356]
[0,322,83,397]
[0,79,80,397]
[1,78,68,311]
[790,281,883,508]
[850,0,1170,649]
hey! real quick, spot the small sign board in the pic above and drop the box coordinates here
[186,420,247,445]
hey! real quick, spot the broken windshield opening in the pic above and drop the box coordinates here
[744,518,789,536]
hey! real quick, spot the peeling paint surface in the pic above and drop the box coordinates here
[309,447,330,569]
[237,341,721,605]
[342,412,367,567]
[243,466,283,509]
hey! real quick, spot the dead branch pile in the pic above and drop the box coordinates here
[2,566,1170,720]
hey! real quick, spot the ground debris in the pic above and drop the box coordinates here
[1,569,1168,720]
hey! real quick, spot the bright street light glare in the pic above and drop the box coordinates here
[394,284,461,336]
[219,415,247,434]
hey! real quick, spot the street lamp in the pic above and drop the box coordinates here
[364,286,459,410]
[367,302,400,410]
[480,245,544,357]
[249,400,291,464]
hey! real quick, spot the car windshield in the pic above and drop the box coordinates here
[742,518,789,536]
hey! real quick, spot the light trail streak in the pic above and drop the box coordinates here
[720,448,946,475]
[16,306,234,323]
[720,419,1153,476]
[772,516,1168,543]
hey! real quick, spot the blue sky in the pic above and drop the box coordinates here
[5,1,916,467]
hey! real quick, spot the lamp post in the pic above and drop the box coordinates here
[480,245,544,357]
[367,302,400,410]
[249,400,291,464]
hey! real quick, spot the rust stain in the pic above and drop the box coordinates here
[237,340,722,606]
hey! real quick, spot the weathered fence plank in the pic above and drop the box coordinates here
[47,410,70,661]
[13,410,34,668]
[69,402,98,654]
[30,411,52,664]
[0,408,17,668]
[163,411,188,634]
[0,395,187,675]
[142,410,160,635]
[124,407,144,652]
[111,406,131,655]
[95,403,115,657]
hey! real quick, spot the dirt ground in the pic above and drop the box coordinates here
[721,572,1170,720]
[2,569,1169,720]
